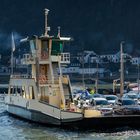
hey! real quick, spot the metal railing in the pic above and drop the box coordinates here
[11,74,33,79]
[39,74,60,84]
[22,54,35,64]
[22,52,70,64]
[60,53,70,63]
[11,74,60,84]
[22,53,49,63]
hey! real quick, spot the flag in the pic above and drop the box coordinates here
[11,32,15,52]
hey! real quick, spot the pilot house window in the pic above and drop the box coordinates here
[51,41,63,55]
[41,41,49,59]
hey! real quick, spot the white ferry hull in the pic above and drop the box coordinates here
[5,95,83,126]
[6,104,61,125]
[6,101,140,130]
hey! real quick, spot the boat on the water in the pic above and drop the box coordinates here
[4,9,140,130]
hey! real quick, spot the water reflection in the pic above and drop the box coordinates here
[1,102,140,140]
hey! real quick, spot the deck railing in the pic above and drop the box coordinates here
[11,74,33,79]
[11,74,59,84]
[22,52,70,64]
[60,53,70,63]
[22,54,35,64]
[39,74,60,84]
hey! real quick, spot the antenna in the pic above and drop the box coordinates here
[120,41,125,97]
[44,8,50,36]
[57,26,61,38]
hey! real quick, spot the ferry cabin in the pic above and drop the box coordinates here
[8,35,72,110]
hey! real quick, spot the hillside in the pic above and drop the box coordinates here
[0,0,140,56]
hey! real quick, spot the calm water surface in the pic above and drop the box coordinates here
[1,102,140,140]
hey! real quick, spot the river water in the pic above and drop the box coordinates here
[1,102,140,140]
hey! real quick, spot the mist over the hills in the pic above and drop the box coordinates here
[0,0,140,55]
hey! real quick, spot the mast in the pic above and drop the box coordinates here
[82,50,85,88]
[57,26,61,38]
[120,41,124,97]
[138,63,140,93]
[11,49,14,75]
[44,9,50,37]
[11,33,15,75]
[96,60,98,93]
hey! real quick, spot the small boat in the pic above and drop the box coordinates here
[4,8,140,130]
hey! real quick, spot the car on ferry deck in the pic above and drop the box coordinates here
[92,93,104,98]
[122,92,138,103]
[104,95,118,105]
[89,97,113,114]
[115,98,137,106]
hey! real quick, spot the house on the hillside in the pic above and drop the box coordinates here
[131,57,140,65]
[99,51,120,63]
[61,56,105,76]
[0,65,10,74]
[78,62,105,76]
[61,57,80,74]
[77,51,100,63]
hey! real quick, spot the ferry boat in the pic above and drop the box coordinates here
[5,9,140,130]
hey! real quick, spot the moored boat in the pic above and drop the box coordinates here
[4,8,140,130]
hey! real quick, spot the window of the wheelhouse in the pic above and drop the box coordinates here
[51,41,63,55]
[41,40,49,59]
[30,40,36,56]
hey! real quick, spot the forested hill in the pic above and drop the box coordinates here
[0,0,140,55]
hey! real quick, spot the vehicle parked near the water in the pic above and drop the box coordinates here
[104,95,118,105]
[115,98,137,106]
[123,92,138,99]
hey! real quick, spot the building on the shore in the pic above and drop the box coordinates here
[99,51,120,63]
[131,57,140,65]
[2,49,139,79]
[61,54,105,77]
